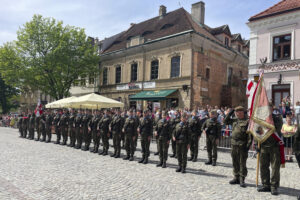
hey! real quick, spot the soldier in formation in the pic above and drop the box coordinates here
[188,110,202,162]
[170,110,180,158]
[224,106,253,187]
[28,113,35,140]
[98,110,111,155]
[90,110,101,153]
[201,110,222,166]
[123,110,138,161]
[45,109,53,143]
[59,109,69,145]
[110,109,124,158]
[53,110,61,144]
[138,110,152,164]
[155,111,171,168]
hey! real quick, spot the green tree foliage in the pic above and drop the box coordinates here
[0,15,99,100]
[0,74,19,114]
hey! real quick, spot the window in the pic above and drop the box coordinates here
[227,67,233,85]
[225,37,229,47]
[151,60,159,80]
[171,56,180,78]
[131,63,138,82]
[115,65,121,84]
[103,68,108,85]
[273,34,291,61]
[206,68,210,79]
[238,44,241,52]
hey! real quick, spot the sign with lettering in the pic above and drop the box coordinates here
[116,82,155,90]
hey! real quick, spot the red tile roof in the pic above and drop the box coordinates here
[249,0,300,22]
[102,8,222,53]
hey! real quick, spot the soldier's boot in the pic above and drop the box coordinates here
[143,157,148,164]
[170,153,176,158]
[123,155,130,160]
[239,177,246,188]
[162,161,166,168]
[156,160,163,167]
[102,149,108,156]
[205,159,212,165]
[188,155,194,161]
[212,160,216,166]
[154,152,159,156]
[257,186,271,192]
[271,188,278,196]
[181,166,186,174]
[176,166,182,172]
[129,156,134,161]
[229,176,240,184]
[111,150,116,157]
[62,140,67,145]
[138,156,145,163]
[192,155,197,162]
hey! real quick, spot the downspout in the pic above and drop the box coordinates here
[190,33,194,110]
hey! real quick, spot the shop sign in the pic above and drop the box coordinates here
[116,82,155,90]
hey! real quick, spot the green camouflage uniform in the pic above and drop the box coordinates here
[45,113,53,142]
[68,113,75,147]
[22,115,29,138]
[53,113,61,144]
[18,116,23,137]
[123,116,138,159]
[224,113,252,182]
[174,121,190,170]
[98,114,111,154]
[82,114,92,151]
[89,114,101,153]
[201,118,222,163]
[155,118,171,164]
[59,113,69,145]
[170,116,181,157]
[28,114,35,140]
[75,113,83,149]
[110,114,124,157]
[39,114,46,141]
[35,116,41,141]
[258,114,283,190]
[139,116,153,161]
[188,116,202,161]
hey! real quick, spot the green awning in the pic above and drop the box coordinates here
[130,89,177,101]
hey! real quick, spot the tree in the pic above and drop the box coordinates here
[0,74,19,114]
[0,15,99,100]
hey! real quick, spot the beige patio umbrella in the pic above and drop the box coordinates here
[45,96,77,109]
[67,93,124,109]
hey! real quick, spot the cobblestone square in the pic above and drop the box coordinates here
[0,127,299,200]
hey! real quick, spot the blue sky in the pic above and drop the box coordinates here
[0,0,280,45]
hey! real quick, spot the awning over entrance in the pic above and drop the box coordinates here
[130,89,177,101]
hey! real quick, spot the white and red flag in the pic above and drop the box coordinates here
[246,79,254,97]
[34,99,43,117]
[247,74,285,167]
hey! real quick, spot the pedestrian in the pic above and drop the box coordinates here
[281,112,297,162]
[293,124,300,168]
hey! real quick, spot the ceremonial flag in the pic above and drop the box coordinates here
[246,79,254,97]
[34,99,43,117]
[247,74,285,167]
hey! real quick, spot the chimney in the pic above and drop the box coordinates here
[159,5,167,19]
[191,1,205,24]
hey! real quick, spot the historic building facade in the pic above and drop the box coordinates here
[248,0,300,107]
[99,2,249,110]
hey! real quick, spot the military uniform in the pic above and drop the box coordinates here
[257,113,283,195]
[155,118,171,168]
[53,113,61,144]
[138,115,153,164]
[68,112,76,147]
[110,114,124,158]
[82,113,92,151]
[18,116,23,137]
[153,115,162,155]
[39,114,46,141]
[75,113,83,149]
[170,115,180,157]
[90,114,101,153]
[123,116,138,160]
[22,115,29,138]
[201,116,222,165]
[45,113,53,142]
[293,125,300,168]
[188,115,202,161]
[59,112,69,145]
[224,107,253,187]
[28,114,35,140]
[174,121,190,173]
[98,114,111,155]
[35,115,41,141]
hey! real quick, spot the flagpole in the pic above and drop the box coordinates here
[256,142,260,187]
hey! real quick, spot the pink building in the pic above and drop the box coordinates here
[247,0,300,108]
